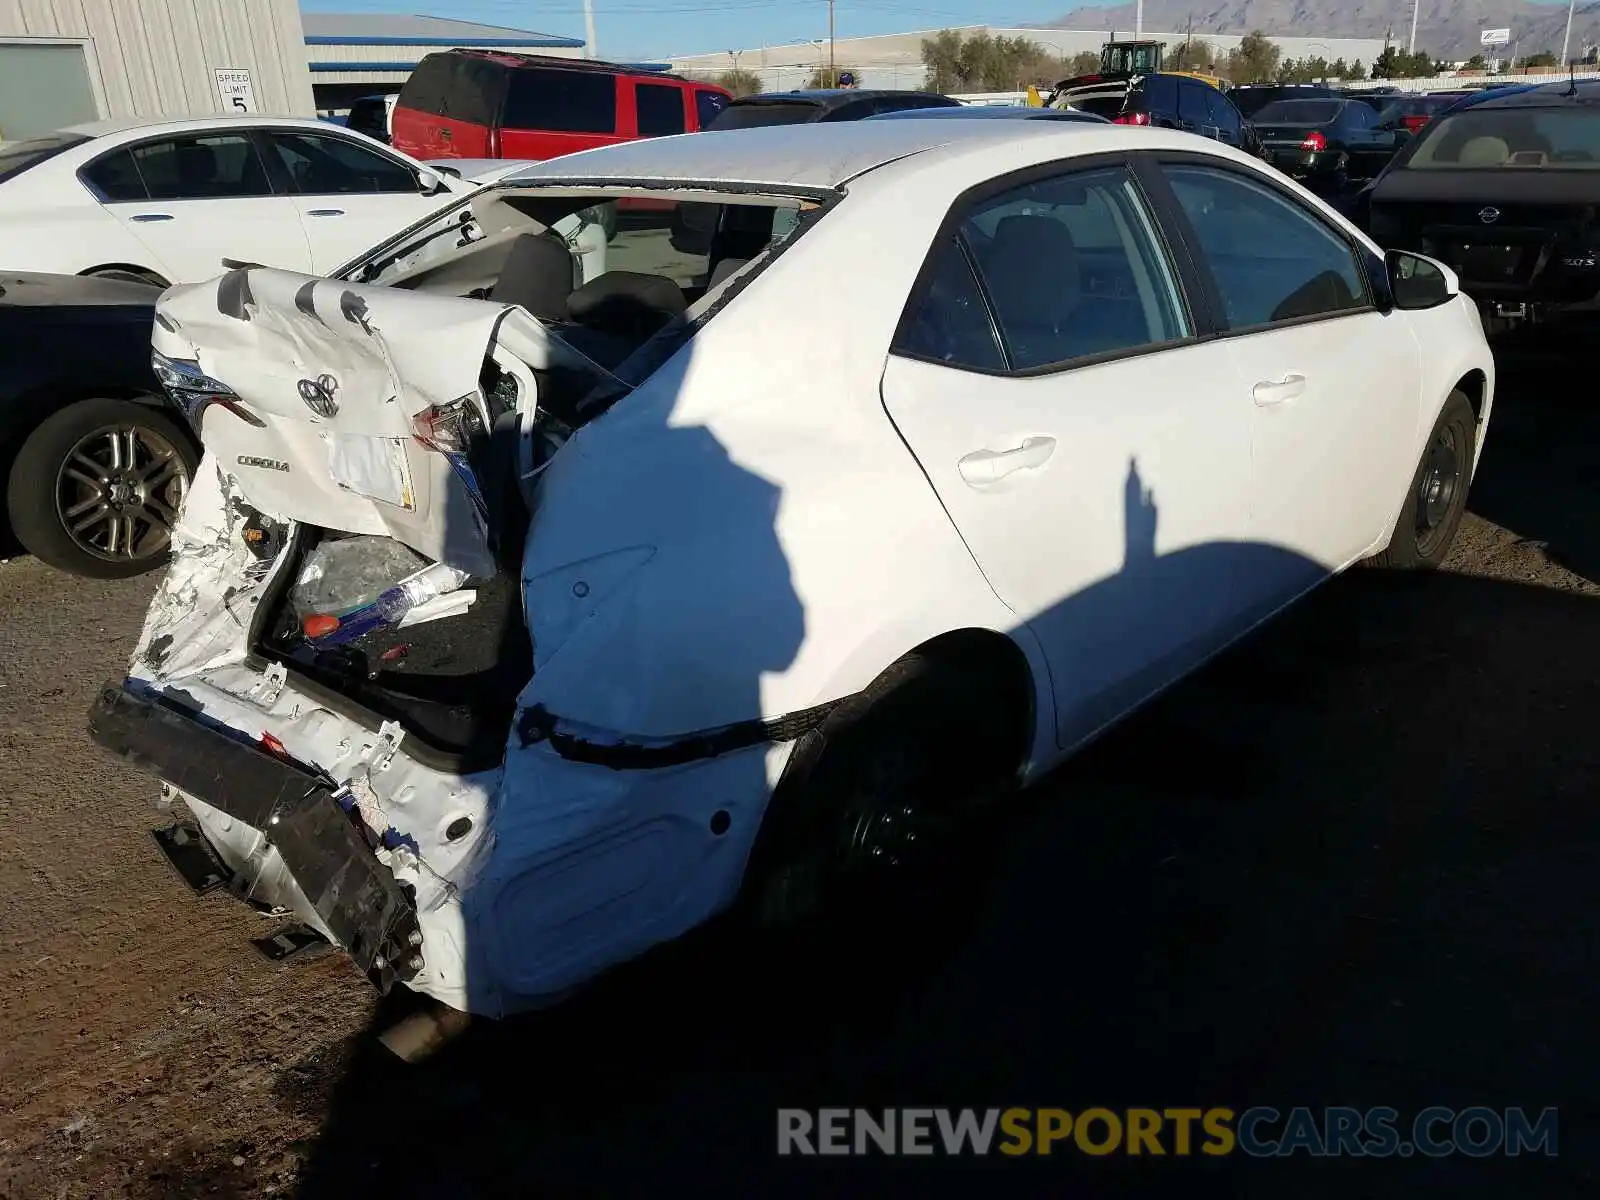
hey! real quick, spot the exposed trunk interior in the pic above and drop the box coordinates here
[255,526,530,769]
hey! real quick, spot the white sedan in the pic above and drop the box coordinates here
[0,115,478,286]
[94,119,1493,1021]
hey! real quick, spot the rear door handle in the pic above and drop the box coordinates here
[1253,373,1307,407]
[307,208,345,217]
[129,213,174,222]
[957,436,1056,486]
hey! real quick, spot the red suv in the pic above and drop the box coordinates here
[392,50,732,162]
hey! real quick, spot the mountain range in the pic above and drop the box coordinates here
[1045,1,1600,62]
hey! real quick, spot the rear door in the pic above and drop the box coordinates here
[80,132,311,282]
[1178,78,1215,138]
[880,159,1258,751]
[1155,159,1418,590]
[261,129,450,274]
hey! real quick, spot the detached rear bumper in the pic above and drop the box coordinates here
[88,682,422,993]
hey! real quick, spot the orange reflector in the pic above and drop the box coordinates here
[260,733,290,761]
[303,614,340,638]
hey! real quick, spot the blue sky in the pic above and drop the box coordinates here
[300,1,1119,61]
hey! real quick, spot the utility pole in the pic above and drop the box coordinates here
[584,0,598,59]
[1408,0,1419,54]
[1562,0,1578,65]
[828,0,836,83]
[1136,0,1144,36]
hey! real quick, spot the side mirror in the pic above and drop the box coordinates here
[417,169,450,196]
[1387,249,1458,310]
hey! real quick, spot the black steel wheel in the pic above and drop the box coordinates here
[742,652,1027,930]
[1367,389,1476,570]
[6,398,198,579]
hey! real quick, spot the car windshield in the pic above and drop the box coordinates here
[0,133,89,185]
[1405,106,1600,169]
[1254,100,1343,124]
[709,101,824,130]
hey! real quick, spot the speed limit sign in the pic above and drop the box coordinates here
[214,68,257,114]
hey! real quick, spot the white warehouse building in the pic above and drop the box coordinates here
[669,26,1392,92]
[0,0,317,140]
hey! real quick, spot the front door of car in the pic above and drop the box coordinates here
[86,132,312,281]
[1156,160,1419,599]
[261,130,453,274]
[879,161,1257,751]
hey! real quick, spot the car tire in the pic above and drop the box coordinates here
[6,397,198,579]
[1366,390,1476,570]
[740,651,1025,931]
[83,267,169,289]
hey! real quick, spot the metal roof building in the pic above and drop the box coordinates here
[1,0,317,139]
[303,12,586,108]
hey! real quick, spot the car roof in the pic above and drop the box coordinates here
[1463,79,1600,108]
[499,118,1123,191]
[868,105,1108,123]
[725,89,953,111]
[57,114,357,140]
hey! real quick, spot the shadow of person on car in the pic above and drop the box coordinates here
[285,365,1598,1199]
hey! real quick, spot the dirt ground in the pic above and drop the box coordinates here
[0,347,1596,1197]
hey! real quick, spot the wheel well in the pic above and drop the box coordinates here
[1454,369,1488,425]
[900,628,1036,776]
[80,264,169,287]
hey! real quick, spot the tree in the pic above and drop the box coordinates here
[1523,51,1558,69]
[1371,46,1434,79]
[1349,59,1367,81]
[1065,50,1100,78]
[808,65,860,88]
[1465,53,1488,70]
[920,29,1072,92]
[715,68,762,97]
[1330,57,1349,79]
[1225,31,1282,83]
[1171,38,1218,72]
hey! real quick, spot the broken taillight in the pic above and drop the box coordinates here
[151,351,265,431]
[1301,131,1328,151]
[410,394,487,455]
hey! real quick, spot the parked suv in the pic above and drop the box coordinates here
[1053,73,1263,157]
[392,49,732,162]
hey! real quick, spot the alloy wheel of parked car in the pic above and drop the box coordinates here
[6,397,198,579]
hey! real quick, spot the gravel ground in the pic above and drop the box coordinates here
[0,349,1595,1198]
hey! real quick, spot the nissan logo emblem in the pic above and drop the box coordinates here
[1479,207,1501,224]
[297,373,339,418]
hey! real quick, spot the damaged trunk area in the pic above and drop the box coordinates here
[254,526,531,769]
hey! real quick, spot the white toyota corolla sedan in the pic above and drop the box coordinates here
[91,119,1493,1020]
[0,115,480,286]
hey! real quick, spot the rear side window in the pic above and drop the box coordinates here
[695,89,728,128]
[895,236,1006,370]
[503,68,617,134]
[636,82,686,136]
[81,148,147,200]
[0,133,89,185]
[127,134,274,200]
[398,55,454,117]
[1066,93,1127,119]
[1178,80,1210,125]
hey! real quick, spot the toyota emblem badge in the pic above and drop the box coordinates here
[297,373,339,418]
[1479,207,1501,225]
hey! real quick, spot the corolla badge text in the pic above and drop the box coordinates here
[237,456,290,472]
[298,372,340,417]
